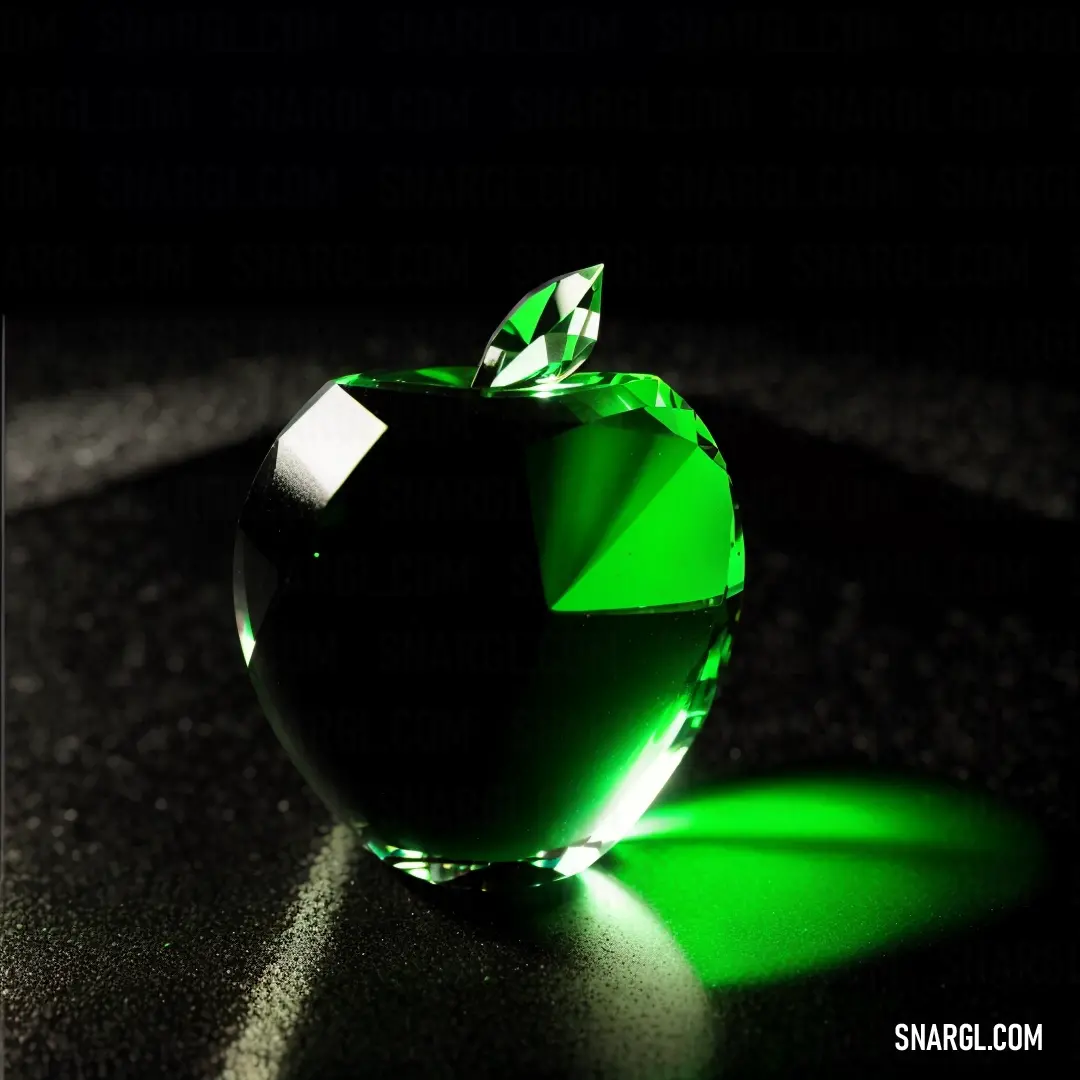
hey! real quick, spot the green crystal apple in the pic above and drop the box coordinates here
[234,266,744,888]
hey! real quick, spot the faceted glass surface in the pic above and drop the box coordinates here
[234,367,743,888]
[471,264,604,389]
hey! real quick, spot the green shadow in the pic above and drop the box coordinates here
[602,774,1043,988]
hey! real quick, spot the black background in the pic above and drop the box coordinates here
[2,6,1077,382]
[3,5,1079,1079]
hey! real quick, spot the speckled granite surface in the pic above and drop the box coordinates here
[3,318,1077,1078]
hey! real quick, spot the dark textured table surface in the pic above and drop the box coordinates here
[3,317,1078,1078]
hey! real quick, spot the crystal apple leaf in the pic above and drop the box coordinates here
[472,264,604,389]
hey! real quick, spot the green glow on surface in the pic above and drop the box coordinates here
[607,777,1042,987]
[313,552,320,558]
